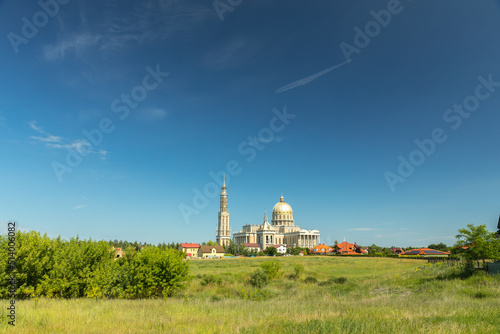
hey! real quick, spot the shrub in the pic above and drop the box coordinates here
[333,277,347,284]
[200,274,223,286]
[250,268,268,288]
[293,264,305,280]
[304,276,318,284]
[261,260,282,280]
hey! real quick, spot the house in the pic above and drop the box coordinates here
[400,248,450,257]
[243,243,261,252]
[270,244,287,254]
[334,241,368,255]
[179,243,200,258]
[390,247,404,255]
[198,245,225,259]
[311,243,334,254]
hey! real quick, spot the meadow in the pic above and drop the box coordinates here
[2,256,499,333]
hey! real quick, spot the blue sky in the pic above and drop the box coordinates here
[1,0,499,247]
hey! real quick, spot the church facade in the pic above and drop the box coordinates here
[216,180,320,250]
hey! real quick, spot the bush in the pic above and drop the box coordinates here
[200,274,223,286]
[333,277,347,284]
[304,276,318,284]
[249,268,268,288]
[261,260,282,280]
[293,264,305,280]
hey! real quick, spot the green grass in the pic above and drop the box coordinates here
[2,257,499,333]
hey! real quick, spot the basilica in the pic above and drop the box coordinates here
[216,178,320,250]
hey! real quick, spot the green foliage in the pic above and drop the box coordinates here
[454,224,500,263]
[199,274,223,286]
[428,242,449,252]
[0,231,189,299]
[293,264,305,280]
[224,240,238,255]
[260,260,282,280]
[238,287,273,300]
[249,268,268,288]
[204,241,218,246]
[264,246,278,256]
[304,276,318,284]
[238,244,249,256]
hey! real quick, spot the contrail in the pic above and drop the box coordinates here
[275,59,353,94]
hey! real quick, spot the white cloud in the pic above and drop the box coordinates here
[43,1,212,61]
[29,122,108,160]
[43,33,100,61]
[72,205,86,210]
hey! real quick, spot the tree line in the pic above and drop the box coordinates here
[0,231,189,299]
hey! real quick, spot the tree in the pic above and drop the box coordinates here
[427,243,449,252]
[205,240,218,246]
[239,243,249,256]
[264,246,278,256]
[454,224,500,270]
[225,240,238,255]
[368,244,381,255]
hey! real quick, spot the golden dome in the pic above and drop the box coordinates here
[272,195,293,215]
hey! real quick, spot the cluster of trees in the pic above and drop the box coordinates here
[0,231,189,299]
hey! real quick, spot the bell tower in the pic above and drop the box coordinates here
[216,176,231,247]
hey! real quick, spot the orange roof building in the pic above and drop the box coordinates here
[311,244,334,254]
[334,241,367,255]
[400,248,450,257]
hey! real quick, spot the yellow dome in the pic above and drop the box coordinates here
[272,195,293,215]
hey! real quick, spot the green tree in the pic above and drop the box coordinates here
[205,240,218,246]
[239,243,249,256]
[428,242,449,252]
[264,246,278,256]
[225,240,238,255]
[454,224,500,270]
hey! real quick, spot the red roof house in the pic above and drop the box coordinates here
[400,248,450,257]
[334,241,368,255]
[311,244,334,254]
[179,243,201,257]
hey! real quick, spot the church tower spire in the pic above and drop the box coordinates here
[216,175,230,247]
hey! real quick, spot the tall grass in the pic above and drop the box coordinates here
[2,257,499,333]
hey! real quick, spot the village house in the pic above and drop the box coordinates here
[269,244,287,254]
[179,243,200,258]
[311,243,334,254]
[334,241,368,255]
[198,245,225,259]
[400,248,450,257]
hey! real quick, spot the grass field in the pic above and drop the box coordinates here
[2,256,499,333]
